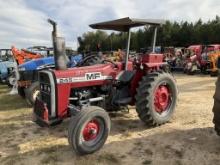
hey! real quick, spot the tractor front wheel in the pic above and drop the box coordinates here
[135,71,178,126]
[25,82,40,106]
[68,106,110,155]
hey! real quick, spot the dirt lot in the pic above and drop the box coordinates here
[0,74,220,165]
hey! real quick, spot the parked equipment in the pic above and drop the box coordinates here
[207,44,220,76]
[164,47,185,71]
[184,44,220,74]
[33,17,178,155]
[183,45,205,74]
[11,46,43,65]
[0,49,15,85]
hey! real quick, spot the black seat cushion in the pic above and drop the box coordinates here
[117,70,135,83]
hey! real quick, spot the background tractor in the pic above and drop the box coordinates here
[0,49,15,85]
[33,17,178,155]
[11,46,43,65]
[183,45,206,74]
[164,47,185,71]
[184,44,220,75]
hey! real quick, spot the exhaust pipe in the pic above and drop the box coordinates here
[48,19,69,70]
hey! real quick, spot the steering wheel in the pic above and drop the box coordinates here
[76,54,98,67]
[102,59,118,68]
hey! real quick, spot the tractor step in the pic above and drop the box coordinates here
[114,97,132,105]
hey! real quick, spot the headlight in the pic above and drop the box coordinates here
[18,67,26,71]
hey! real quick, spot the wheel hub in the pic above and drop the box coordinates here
[83,120,99,141]
[154,85,170,113]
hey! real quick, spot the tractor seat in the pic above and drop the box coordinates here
[116,70,135,83]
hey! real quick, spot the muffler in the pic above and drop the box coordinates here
[48,19,69,70]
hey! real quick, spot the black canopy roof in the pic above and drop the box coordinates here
[90,17,165,32]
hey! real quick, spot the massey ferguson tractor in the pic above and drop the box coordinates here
[33,17,178,155]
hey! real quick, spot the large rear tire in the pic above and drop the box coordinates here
[68,106,110,155]
[213,99,220,135]
[213,77,220,135]
[25,81,40,106]
[135,71,178,126]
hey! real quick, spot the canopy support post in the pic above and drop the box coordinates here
[125,28,131,70]
[152,27,158,53]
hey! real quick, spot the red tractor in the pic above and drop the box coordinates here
[33,17,178,155]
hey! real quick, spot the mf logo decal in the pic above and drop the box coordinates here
[85,72,101,80]
[57,72,112,84]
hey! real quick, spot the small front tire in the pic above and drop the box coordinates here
[25,82,40,106]
[68,106,111,155]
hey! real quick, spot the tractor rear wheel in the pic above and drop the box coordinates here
[213,99,220,135]
[213,77,220,135]
[68,106,110,155]
[25,82,40,106]
[135,71,178,126]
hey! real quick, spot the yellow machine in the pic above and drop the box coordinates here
[112,49,124,62]
[208,50,220,76]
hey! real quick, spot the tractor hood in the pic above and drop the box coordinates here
[18,57,54,71]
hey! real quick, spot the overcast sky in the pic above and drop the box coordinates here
[0,0,219,49]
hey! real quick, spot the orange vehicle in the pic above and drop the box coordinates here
[11,46,42,65]
[208,44,220,76]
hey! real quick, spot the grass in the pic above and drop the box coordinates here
[0,84,29,112]
[0,94,29,111]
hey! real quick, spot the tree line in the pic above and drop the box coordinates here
[77,16,220,52]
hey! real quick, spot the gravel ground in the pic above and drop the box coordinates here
[0,73,219,165]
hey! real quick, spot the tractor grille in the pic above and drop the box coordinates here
[39,72,52,116]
